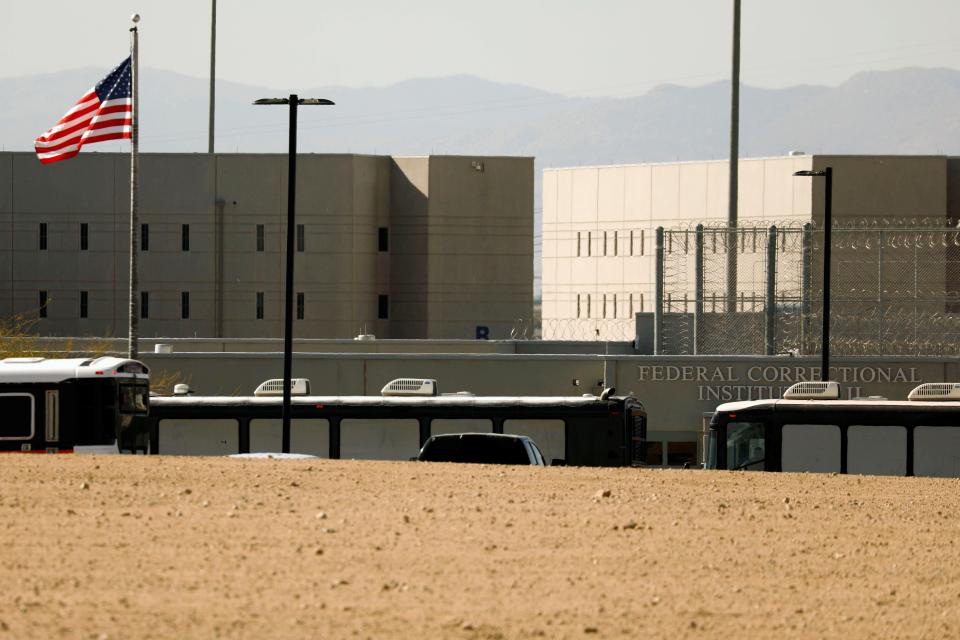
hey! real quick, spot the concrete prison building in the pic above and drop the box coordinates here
[0,152,533,339]
[541,154,960,346]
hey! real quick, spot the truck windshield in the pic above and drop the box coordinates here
[420,435,531,465]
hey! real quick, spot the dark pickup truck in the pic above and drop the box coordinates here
[416,432,548,466]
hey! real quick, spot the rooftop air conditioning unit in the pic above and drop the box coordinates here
[381,378,438,397]
[254,378,311,397]
[907,383,960,401]
[783,381,840,400]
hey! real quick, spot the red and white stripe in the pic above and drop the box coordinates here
[34,90,132,164]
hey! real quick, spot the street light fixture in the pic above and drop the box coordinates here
[793,167,833,381]
[254,94,334,453]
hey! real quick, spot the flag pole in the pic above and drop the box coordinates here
[128,14,141,359]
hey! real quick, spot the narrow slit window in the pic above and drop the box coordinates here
[79,290,88,318]
[39,223,48,251]
[80,223,88,251]
[256,224,265,252]
[141,223,149,251]
[140,291,149,319]
[181,291,190,319]
[296,292,305,320]
[256,292,264,320]
[296,224,305,252]
[39,291,48,318]
[378,227,389,252]
[181,224,190,251]
[378,294,389,319]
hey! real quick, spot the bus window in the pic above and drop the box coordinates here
[848,425,906,476]
[159,419,238,455]
[726,422,765,470]
[430,419,493,436]
[341,419,419,461]
[914,426,960,478]
[782,424,840,473]
[0,394,34,440]
[250,419,330,457]
[503,419,565,466]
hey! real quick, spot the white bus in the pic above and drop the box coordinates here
[706,381,960,477]
[0,356,150,454]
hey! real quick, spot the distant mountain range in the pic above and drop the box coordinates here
[5,66,960,162]
[6,66,960,293]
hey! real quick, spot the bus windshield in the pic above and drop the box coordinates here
[726,422,765,470]
[119,383,149,414]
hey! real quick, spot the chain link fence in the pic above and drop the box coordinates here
[528,220,960,356]
[659,223,960,356]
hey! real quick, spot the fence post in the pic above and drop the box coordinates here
[765,225,777,355]
[655,226,664,355]
[877,230,884,352]
[694,224,704,355]
[801,223,812,354]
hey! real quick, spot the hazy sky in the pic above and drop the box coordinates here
[4,1,960,96]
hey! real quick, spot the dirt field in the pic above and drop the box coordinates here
[1,456,958,639]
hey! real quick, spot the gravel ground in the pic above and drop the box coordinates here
[1,455,958,639]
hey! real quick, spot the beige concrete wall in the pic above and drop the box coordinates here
[2,151,532,340]
[425,156,534,339]
[542,155,950,340]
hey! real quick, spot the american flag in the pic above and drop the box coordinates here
[34,57,133,164]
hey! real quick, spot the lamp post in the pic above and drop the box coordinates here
[793,167,833,381]
[253,95,334,453]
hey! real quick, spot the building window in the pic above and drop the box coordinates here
[378,294,389,319]
[587,231,592,257]
[613,293,617,318]
[576,294,581,319]
[39,223,48,251]
[587,294,591,318]
[141,291,149,319]
[39,291,48,318]
[629,293,634,316]
[141,223,149,251]
[603,294,607,319]
[256,292,264,319]
[614,231,618,256]
[181,224,190,251]
[256,224,265,252]
[80,223,88,251]
[181,291,190,319]
[629,230,634,256]
[296,224,305,252]
[576,232,581,257]
[640,229,645,256]
[79,291,88,319]
[603,231,608,256]
[297,292,305,320]
[378,227,389,252]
